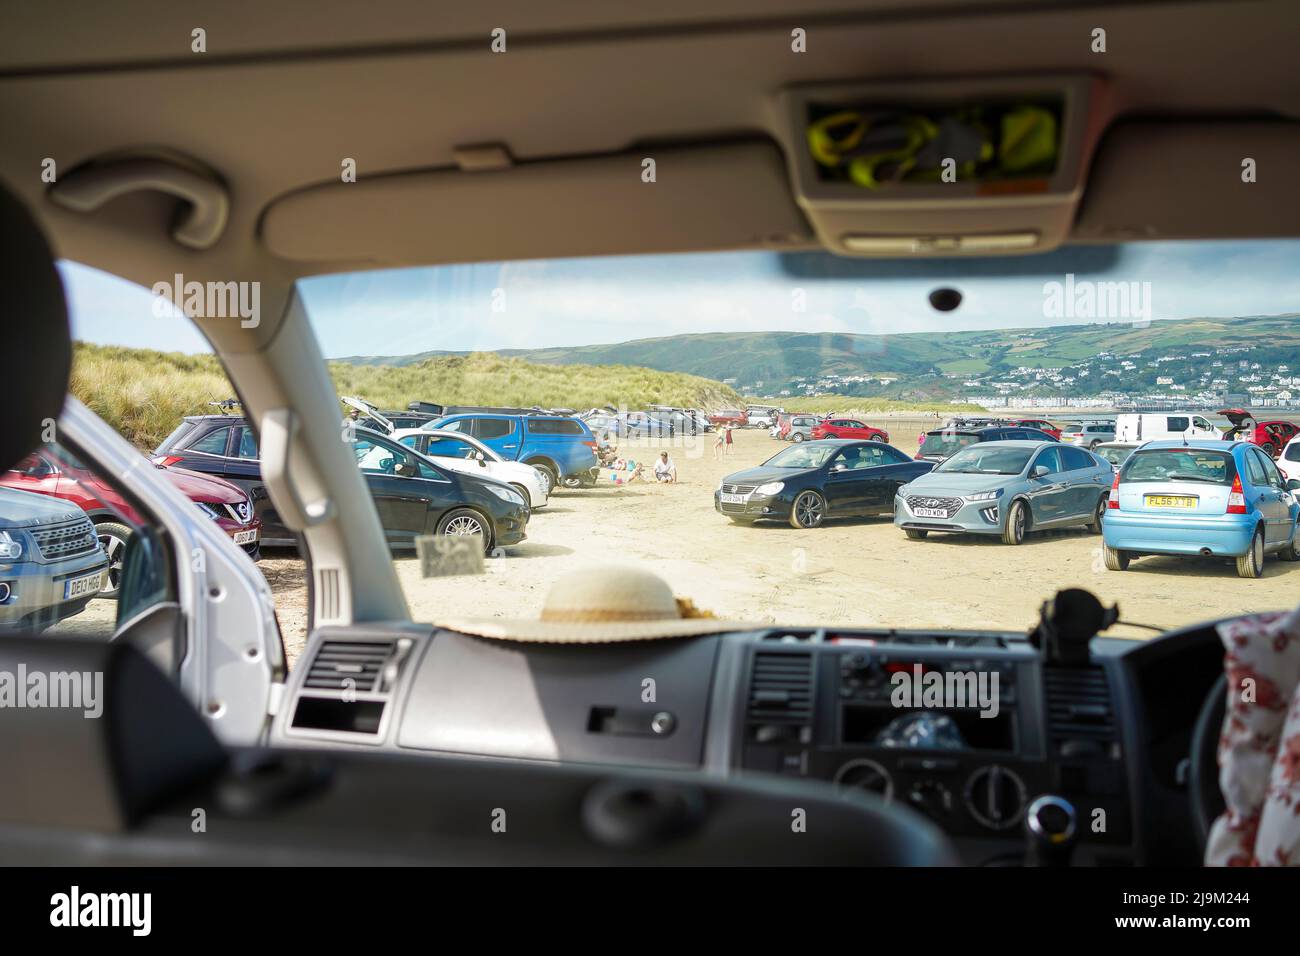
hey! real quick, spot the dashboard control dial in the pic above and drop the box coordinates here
[833,759,894,804]
[964,765,1027,830]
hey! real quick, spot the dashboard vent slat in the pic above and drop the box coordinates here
[304,640,395,693]
[747,652,814,724]
[1044,666,1116,747]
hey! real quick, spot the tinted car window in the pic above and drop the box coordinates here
[1124,449,1233,484]
[1060,447,1095,470]
[235,426,258,460]
[1033,447,1063,474]
[1285,443,1300,463]
[919,432,978,456]
[475,418,514,440]
[1244,449,1271,487]
[424,436,476,458]
[1166,416,1190,432]
[190,426,231,456]
[527,419,584,435]
[937,445,1033,475]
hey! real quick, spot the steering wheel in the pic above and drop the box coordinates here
[1188,673,1227,854]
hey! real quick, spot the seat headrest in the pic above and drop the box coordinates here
[0,181,71,470]
[0,637,226,831]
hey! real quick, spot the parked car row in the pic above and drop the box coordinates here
[717,434,1300,579]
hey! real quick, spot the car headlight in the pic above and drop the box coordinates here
[487,484,525,506]
[964,489,1005,502]
[195,502,224,521]
[755,481,785,496]
[0,531,23,560]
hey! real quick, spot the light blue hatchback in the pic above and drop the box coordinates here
[1101,440,1300,578]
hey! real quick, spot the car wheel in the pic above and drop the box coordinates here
[436,508,493,553]
[792,433,805,442]
[530,462,557,494]
[561,476,583,489]
[904,528,928,540]
[1001,500,1027,545]
[789,491,825,529]
[94,521,133,598]
[1088,440,1100,450]
[1280,521,1300,561]
[509,483,532,507]
[1103,543,1130,571]
[1088,495,1106,534]
[1236,528,1265,578]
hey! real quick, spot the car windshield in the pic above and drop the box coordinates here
[935,446,1033,475]
[919,432,979,456]
[763,445,837,469]
[1122,449,1234,484]
[59,238,1300,648]
[1097,445,1135,467]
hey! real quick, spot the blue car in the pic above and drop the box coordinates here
[1101,440,1300,578]
[429,413,600,491]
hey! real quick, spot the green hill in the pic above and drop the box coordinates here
[337,314,1300,400]
[71,344,743,449]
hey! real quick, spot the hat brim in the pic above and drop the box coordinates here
[433,616,751,643]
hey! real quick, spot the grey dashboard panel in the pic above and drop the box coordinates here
[395,630,720,769]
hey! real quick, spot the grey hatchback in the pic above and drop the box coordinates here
[893,441,1114,545]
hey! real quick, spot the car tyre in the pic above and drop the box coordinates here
[94,521,133,598]
[1236,528,1265,578]
[1001,500,1027,545]
[1102,543,1130,571]
[871,434,886,442]
[792,433,805,443]
[436,508,493,553]
[530,462,557,495]
[1088,495,1106,534]
[904,528,928,540]
[789,491,826,529]
[1280,521,1300,561]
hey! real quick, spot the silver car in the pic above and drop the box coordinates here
[1061,422,1117,448]
[786,416,821,442]
[893,441,1113,545]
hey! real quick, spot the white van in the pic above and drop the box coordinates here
[1114,412,1220,443]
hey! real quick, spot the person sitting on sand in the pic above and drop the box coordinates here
[654,451,678,483]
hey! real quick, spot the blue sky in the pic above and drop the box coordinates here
[62,240,1300,357]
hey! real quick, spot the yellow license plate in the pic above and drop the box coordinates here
[1145,494,1196,509]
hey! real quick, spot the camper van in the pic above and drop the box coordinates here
[1114,412,1220,443]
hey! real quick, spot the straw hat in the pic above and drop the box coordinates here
[435,566,748,643]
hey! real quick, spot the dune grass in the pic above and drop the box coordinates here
[71,343,744,449]
[756,395,985,416]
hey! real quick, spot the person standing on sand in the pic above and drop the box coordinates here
[724,424,734,454]
[713,428,725,459]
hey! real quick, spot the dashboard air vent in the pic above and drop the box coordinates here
[304,640,395,693]
[747,651,814,724]
[1044,665,1116,750]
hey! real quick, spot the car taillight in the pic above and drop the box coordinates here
[1226,474,1248,514]
[582,441,597,448]
[1107,473,1120,509]
[153,455,183,467]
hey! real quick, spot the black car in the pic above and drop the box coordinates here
[715,439,933,529]
[915,425,1059,465]
[154,417,527,551]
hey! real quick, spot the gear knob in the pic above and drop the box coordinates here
[1025,795,1077,867]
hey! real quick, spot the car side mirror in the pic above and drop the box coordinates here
[1287,478,1300,492]
[1031,465,1050,478]
[477,454,487,466]
[830,464,846,473]
[116,526,170,630]
[395,461,417,477]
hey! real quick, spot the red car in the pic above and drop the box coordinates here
[1009,418,1062,440]
[1218,409,1300,458]
[2,449,261,596]
[810,417,889,442]
[708,408,749,427]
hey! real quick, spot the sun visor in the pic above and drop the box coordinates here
[262,141,814,266]
[1073,120,1300,241]
[776,75,1106,258]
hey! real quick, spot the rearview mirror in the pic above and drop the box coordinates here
[1031,465,1050,478]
